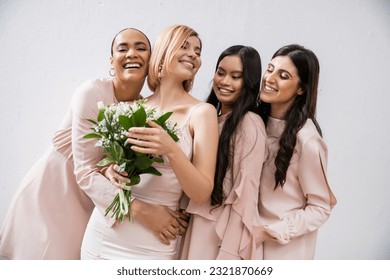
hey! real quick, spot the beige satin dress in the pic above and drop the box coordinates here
[259,117,337,259]
[0,78,119,259]
[180,112,267,260]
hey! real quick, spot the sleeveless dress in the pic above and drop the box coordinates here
[80,103,201,260]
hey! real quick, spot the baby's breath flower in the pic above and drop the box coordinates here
[83,98,180,223]
[97,101,105,110]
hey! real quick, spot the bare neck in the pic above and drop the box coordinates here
[151,79,190,111]
[112,78,145,102]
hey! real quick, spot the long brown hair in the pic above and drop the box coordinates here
[259,44,322,188]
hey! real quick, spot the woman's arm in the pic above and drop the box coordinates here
[126,103,219,203]
[168,103,219,202]
[71,81,118,226]
[103,164,186,243]
[262,135,337,244]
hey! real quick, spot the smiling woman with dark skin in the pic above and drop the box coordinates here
[0,28,182,260]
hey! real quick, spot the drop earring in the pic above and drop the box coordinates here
[158,62,163,78]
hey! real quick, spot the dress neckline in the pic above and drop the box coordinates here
[267,116,286,137]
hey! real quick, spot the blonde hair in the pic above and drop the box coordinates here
[147,25,202,92]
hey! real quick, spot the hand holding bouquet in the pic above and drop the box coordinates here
[84,99,179,222]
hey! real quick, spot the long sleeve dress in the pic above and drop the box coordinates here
[259,117,337,259]
[180,112,266,260]
[0,79,117,259]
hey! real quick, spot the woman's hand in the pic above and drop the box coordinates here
[176,209,190,235]
[254,225,273,247]
[125,119,179,157]
[132,200,182,245]
[102,164,130,189]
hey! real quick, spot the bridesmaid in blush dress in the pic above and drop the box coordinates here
[0,28,182,259]
[179,45,266,260]
[256,44,337,259]
[81,25,218,260]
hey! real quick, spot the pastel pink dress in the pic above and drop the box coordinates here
[79,103,201,260]
[0,79,119,259]
[180,112,266,260]
[259,117,337,259]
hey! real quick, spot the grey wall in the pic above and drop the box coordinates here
[0,0,389,259]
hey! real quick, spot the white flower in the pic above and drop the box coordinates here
[97,101,105,110]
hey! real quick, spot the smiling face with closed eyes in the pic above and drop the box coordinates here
[260,55,303,119]
[166,35,202,83]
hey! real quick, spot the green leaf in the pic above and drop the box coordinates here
[97,110,105,122]
[132,107,147,127]
[124,147,135,158]
[111,141,125,162]
[119,115,132,131]
[156,111,173,125]
[83,133,102,139]
[97,157,115,167]
[85,118,98,125]
[141,166,162,176]
[127,175,141,186]
[134,156,153,169]
[134,151,145,157]
[167,130,179,142]
[152,157,164,163]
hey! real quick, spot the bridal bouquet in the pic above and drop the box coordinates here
[84,99,179,222]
